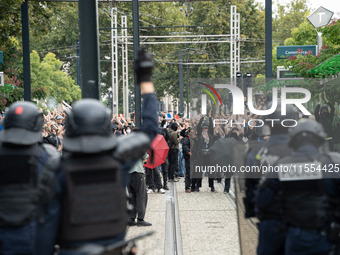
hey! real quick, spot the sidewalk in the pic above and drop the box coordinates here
[126,177,240,255]
[176,178,240,255]
[125,189,167,255]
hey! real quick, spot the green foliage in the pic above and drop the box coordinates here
[0,0,24,49]
[30,51,81,103]
[1,0,302,108]
[284,21,317,46]
[273,0,310,44]
[276,17,340,80]
[0,50,80,112]
[0,73,47,113]
[255,78,307,94]
[323,19,340,49]
[0,36,25,112]
[0,1,79,112]
[30,2,79,82]
[255,74,266,86]
[282,46,338,77]
[307,54,340,77]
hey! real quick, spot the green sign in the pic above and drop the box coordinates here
[0,51,3,65]
[277,45,317,59]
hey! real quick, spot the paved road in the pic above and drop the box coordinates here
[126,177,241,255]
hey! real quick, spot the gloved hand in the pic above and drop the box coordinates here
[134,49,153,84]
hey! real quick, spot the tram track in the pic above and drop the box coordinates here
[165,182,183,255]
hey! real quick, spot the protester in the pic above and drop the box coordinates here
[128,151,151,227]
[145,166,165,194]
[315,93,335,150]
[181,128,191,193]
[168,122,180,182]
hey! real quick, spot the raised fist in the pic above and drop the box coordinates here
[134,48,153,84]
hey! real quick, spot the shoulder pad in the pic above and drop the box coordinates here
[113,133,151,162]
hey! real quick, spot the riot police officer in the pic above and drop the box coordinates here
[245,103,298,255]
[0,101,61,255]
[57,49,158,254]
[275,119,340,255]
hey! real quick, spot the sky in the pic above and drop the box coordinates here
[256,0,340,18]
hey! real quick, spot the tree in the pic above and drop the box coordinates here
[30,50,81,103]
[284,21,317,46]
[0,0,24,49]
[29,2,79,82]
[1,0,268,109]
[323,19,340,49]
[273,0,310,44]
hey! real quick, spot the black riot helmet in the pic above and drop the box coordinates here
[63,99,117,153]
[288,119,327,149]
[0,101,44,145]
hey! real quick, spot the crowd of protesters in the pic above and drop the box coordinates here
[169,92,339,195]
[0,91,337,231]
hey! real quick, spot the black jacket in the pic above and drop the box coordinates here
[182,135,190,160]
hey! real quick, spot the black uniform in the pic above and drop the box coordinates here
[181,130,191,190]
[58,49,158,254]
[259,119,340,255]
[0,102,61,255]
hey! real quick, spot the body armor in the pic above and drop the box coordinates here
[255,139,292,219]
[278,154,332,229]
[0,144,57,226]
[59,153,127,243]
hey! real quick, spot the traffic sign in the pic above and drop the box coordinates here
[307,6,334,28]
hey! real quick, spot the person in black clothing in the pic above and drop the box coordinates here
[192,117,215,192]
[168,122,180,182]
[181,128,191,193]
[160,115,166,129]
[145,166,165,193]
[315,93,335,150]
[43,125,61,150]
[244,125,259,141]
[229,127,244,141]
[0,101,61,255]
[159,127,169,190]
[57,49,159,254]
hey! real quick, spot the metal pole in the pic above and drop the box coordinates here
[76,40,81,86]
[317,31,323,53]
[230,5,234,83]
[122,16,129,118]
[133,0,141,127]
[111,12,119,115]
[179,50,184,115]
[236,13,240,72]
[78,0,100,99]
[186,44,189,118]
[21,0,31,101]
[265,0,273,79]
